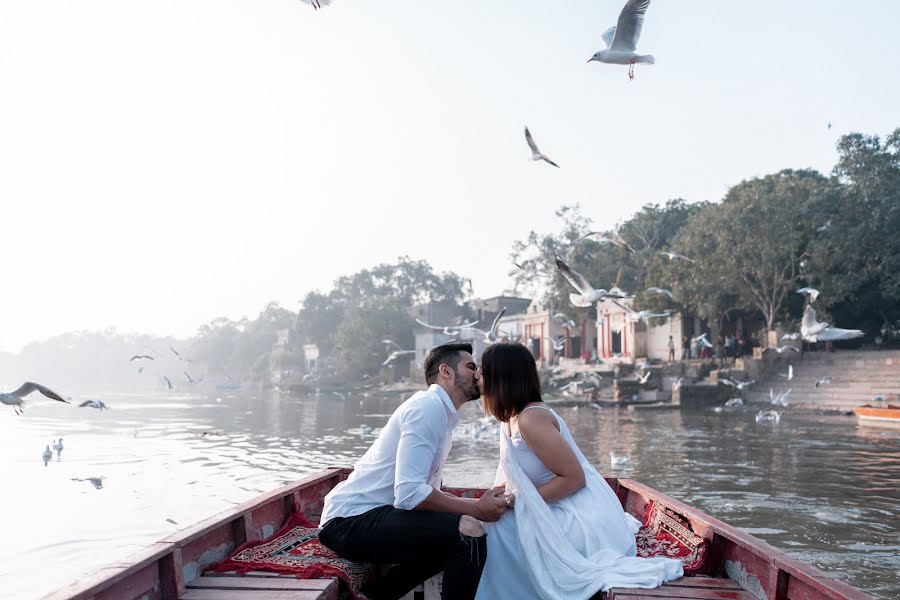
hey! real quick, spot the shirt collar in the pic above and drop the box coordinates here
[430,383,460,424]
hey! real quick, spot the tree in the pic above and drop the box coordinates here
[655,169,835,330]
[805,129,900,335]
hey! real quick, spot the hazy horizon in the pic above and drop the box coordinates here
[2,1,899,353]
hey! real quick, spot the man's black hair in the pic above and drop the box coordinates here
[423,342,474,385]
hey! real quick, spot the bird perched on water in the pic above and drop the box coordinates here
[1,382,70,415]
[755,410,782,423]
[524,126,560,168]
[54,438,64,453]
[588,0,655,80]
[42,445,53,465]
[609,452,631,467]
[79,399,110,410]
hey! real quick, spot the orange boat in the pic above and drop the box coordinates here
[853,404,900,428]
[42,468,874,600]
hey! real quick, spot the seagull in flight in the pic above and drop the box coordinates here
[555,258,616,307]
[163,376,174,390]
[756,410,782,424]
[763,345,800,354]
[382,350,415,366]
[588,0,655,80]
[514,261,551,279]
[299,0,332,10]
[637,371,652,385]
[473,308,508,343]
[1,382,69,415]
[782,332,801,341]
[577,231,635,253]
[545,337,567,352]
[721,378,755,391]
[129,355,155,362]
[79,399,110,410]
[801,305,863,343]
[415,318,479,335]
[646,287,673,298]
[796,287,820,303]
[779,365,794,381]
[524,126,560,168]
[692,333,714,349]
[658,251,695,264]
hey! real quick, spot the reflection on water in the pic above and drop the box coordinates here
[1,389,897,599]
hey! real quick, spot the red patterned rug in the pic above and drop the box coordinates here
[207,510,372,597]
[635,501,710,575]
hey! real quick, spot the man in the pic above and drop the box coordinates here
[666,335,675,363]
[318,343,509,600]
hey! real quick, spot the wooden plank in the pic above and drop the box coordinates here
[187,576,335,591]
[608,586,756,599]
[663,578,741,590]
[424,575,442,600]
[180,589,328,600]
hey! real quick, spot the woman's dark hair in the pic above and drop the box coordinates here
[424,342,473,385]
[480,343,543,422]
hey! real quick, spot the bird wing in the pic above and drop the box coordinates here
[610,0,651,52]
[12,382,69,403]
[541,156,560,168]
[555,258,593,295]
[415,318,446,331]
[600,25,617,48]
[524,126,540,156]
[78,400,94,407]
[489,308,508,335]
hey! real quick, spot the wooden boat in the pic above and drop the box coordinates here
[42,468,873,600]
[853,404,900,428]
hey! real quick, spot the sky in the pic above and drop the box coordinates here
[1,0,898,353]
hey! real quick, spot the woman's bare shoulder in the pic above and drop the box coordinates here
[517,406,559,434]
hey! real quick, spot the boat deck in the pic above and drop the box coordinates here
[188,571,754,600]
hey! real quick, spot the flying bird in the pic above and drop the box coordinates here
[646,287,673,298]
[524,126,560,168]
[763,345,800,354]
[472,308,508,343]
[79,399,110,410]
[382,350,415,366]
[657,251,695,264]
[299,0,332,10]
[756,410,782,423]
[815,377,832,388]
[555,258,615,307]
[163,376,173,390]
[637,371,652,384]
[779,365,794,381]
[588,0,655,80]
[1,382,69,415]
[415,318,479,335]
[722,378,755,391]
[129,355,155,362]
[577,231,635,253]
[782,332,801,341]
[797,287,820,303]
[801,305,863,343]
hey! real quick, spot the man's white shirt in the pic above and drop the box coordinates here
[320,384,460,525]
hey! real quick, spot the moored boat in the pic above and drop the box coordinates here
[853,404,900,428]
[42,468,874,600]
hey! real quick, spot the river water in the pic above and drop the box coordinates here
[1,388,898,599]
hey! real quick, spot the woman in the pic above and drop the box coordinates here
[474,344,682,600]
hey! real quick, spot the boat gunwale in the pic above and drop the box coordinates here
[42,467,875,600]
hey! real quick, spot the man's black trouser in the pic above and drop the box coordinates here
[319,505,486,600]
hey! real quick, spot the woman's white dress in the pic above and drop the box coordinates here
[474,406,683,600]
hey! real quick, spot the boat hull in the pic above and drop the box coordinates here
[854,405,900,428]
[42,468,873,600]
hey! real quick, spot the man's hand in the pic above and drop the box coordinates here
[473,485,509,522]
